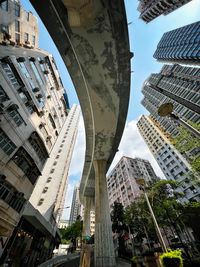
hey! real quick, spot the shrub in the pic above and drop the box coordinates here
[160,250,183,267]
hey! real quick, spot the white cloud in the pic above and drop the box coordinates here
[63,117,165,219]
[108,119,165,179]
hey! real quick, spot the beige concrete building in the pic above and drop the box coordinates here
[0,0,38,48]
[107,156,158,209]
[29,105,80,228]
[0,42,70,241]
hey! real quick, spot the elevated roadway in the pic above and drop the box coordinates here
[29,1,131,266]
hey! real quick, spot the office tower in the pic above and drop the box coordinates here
[137,0,192,23]
[141,64,200,136]
[137,115,200,202]
[0,0,38,48]
[107,156,158,209]
[69,186,81,225]
[154,21,200,64]
[30,105,80,225]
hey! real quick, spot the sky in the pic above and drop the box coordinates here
[21,0,200,219]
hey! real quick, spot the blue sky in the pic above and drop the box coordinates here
[21,0,200,219]
[22,0,200,121]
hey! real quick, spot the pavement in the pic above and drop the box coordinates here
[58,256,131,267]
[117,258,131,266]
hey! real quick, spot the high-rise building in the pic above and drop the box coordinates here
[0,43,70,239]
[154,21,200,64]
[30,105,80,224]
[137,115,200,203]
[107,156,158,209]
[137,0,192,23]
[69,186,96,235]
[0,0,76,262]
[0,0,39,48]
[69,186,81,225]
[141,64,200,137]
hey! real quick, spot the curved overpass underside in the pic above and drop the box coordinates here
[30,1,131,266]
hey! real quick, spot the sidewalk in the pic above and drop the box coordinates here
[117,258,131,266]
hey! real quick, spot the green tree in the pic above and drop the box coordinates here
[60,219,83,242]
[171,123,200,174]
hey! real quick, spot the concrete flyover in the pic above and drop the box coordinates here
[30,1,131,266]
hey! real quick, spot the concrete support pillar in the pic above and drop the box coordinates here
[93,160,116,267]
[83,197,93,237]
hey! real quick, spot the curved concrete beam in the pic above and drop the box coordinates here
[30,0,131,202]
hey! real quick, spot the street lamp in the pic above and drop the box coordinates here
[137,178,168,252]
[158,103,200,138]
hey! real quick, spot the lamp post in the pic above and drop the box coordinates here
[158,103,200,138]
[137,179,168,252]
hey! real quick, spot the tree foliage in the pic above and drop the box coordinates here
[111,202,126,232]
[59,219,82,242]
[171,122,200,174]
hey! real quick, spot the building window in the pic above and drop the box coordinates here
[1,62,21,89]
[0,128,16,155]
[17,61,30,78]
[38,198,44,206]
[7,108,25,126]
[12,147,40,185]
[26,11,29,21]
[1,24,9,34]
[49,114,56,129]
[14,3,20,17]
[0,0,8,11]
[30,61,43,85]
[0,175,25,213]
[47,177,52,183]
[50,169,55,173]
[15,33,20,43]
[15,20,20,32]
[28,132,48,165]
[42,187,48,193]
[32,35,35,46]
[24,32,29,43]
[0,85,9,103]
[53,161,57,166]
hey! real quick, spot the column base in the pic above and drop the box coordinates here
[95,257,116,267]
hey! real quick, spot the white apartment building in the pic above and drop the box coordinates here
[107,156,158,209]
[137,115,200,203]
[0,0,38,48]
[30,105,80,226]
[0,41,69,239]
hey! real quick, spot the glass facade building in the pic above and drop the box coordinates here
[138,0,192,23]
[154,21,200,64]
[141,64,200,136]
